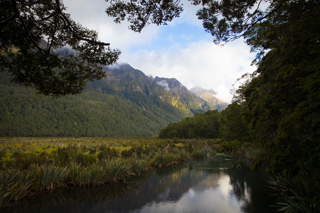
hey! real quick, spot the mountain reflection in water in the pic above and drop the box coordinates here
[6,157,277,213]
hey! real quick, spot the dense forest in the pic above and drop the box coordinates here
[0,72,189,137]
[159,110,222,139]
[1,0,320,211]
[158,0,320,210]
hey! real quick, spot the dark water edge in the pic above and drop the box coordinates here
[4,156,278,213]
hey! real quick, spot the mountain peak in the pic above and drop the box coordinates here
[154,76,183,91]
[155,79,170,92]
[190,87,227,111]
[104,64,227,112]
[190,87,217,96]
[106,63,132,70]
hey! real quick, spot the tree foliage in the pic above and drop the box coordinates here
[201,0,320,174]
[105,0,319,46]
[2,0,320,177]
[0,0,120,96]
[150,0,320,175]
[221,0,320,173]
[159,110,221,139]
[0,72,187,137]
[106,0,183,32]
[219,102,250,142]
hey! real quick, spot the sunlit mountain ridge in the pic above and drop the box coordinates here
[0,63,228,137]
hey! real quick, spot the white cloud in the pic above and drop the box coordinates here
[121,38,256,103]
[155,80,171,92]
[63,0,257,103]
[168,0,204,27]
[63,0,162,52]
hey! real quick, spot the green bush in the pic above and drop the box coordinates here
[221,141,237,153]
[97,147,118,161]
[76,153,96,166]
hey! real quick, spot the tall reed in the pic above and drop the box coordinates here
[30,164,67,190]
[0,137,221,208]
[268,169,319,212]
[0,170,33,207]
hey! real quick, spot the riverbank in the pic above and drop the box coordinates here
[2,156,278,213]
[0,137,224,208]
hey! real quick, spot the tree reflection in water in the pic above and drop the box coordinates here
[4,157,277,213]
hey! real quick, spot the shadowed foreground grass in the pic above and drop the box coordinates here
[0,137,223,208]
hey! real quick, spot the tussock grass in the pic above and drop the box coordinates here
[0,137,220,208]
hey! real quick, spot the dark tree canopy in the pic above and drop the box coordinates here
[1,0,319,96]
[159,110,221,139]
[220,0,320,174]
[0,0,120,96]
[106,0,183,33]
[107,1,320,209]
[149,0,320,175]
[106,0,319,47]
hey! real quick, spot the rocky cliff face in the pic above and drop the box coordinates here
[190,87,228,111]
[153,77,228,112]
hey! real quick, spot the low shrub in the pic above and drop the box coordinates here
[221,141,237,153]
[0,137,221,208]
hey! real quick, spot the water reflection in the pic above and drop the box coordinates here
[5,157,277,213]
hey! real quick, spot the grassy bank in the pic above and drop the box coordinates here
[0,137,223,208]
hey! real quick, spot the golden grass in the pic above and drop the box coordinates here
[0,137,219,160]
[0,137,223,208]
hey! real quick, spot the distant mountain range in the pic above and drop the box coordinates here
[189,87,228,111]
[0,63,227,137]
[153,77,227,112]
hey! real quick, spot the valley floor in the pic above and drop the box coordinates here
[0,137,223,208]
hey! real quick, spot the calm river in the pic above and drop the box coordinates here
[6,156,277,213]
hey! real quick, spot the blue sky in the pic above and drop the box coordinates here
[63,0,256,103]
[136,21,209,51]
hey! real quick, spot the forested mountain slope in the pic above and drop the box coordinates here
[102,64,192,116]
[0,70,189,137]
[154,77,218,113]
[0,63,228,137]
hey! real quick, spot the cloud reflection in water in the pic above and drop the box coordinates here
[6,157,276,213]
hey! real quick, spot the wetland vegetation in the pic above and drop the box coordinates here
[0,137,228,208]
[1,0,320,211]
[2,156,278,213]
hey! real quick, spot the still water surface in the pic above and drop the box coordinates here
[8,157,277,213]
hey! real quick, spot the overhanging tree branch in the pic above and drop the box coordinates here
[0,0,119,97]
